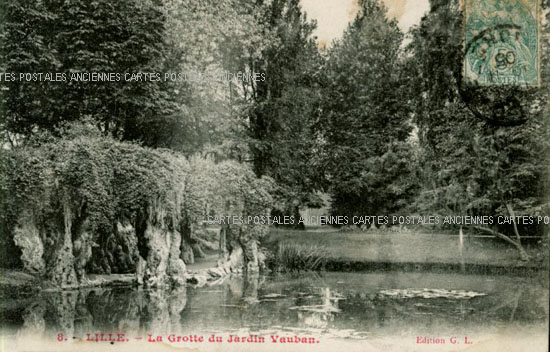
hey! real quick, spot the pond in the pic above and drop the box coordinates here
[1,271,548,351]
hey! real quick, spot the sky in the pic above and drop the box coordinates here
[300,0,431,46]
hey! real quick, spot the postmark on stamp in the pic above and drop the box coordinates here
[463,0,540,86]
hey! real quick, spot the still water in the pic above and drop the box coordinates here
[1,271,548,351]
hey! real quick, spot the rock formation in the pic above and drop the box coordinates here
[4,136,273,289]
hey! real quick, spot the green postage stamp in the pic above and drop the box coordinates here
[463,0,540,86]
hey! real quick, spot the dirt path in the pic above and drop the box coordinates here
[186,252,220,271]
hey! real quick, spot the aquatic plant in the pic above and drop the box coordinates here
[274,242,329,272]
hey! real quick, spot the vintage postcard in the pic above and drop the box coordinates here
[1,1,548,352]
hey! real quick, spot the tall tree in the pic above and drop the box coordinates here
[242,0,325,223]
[321,0,416,223]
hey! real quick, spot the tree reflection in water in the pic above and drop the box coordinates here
[3,271,547,343]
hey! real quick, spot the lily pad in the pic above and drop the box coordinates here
[379,288,487,299]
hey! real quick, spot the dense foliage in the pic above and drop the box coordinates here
[2,0,176,145]
[239,0,325,222]
[407,0,549,220]
[1,126,273,279]
[404,0,550,258]
[321,0,418,222]
[1,0,323,221]
[1,0,548,273]
[2,127,182,271]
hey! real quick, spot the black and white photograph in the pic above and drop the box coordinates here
[0,0,548,351]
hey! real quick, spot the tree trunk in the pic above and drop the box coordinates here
[293,206,305,230]
[473,226,529,262]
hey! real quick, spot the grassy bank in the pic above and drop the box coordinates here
[263,227,545,268]
[2,228,544,293]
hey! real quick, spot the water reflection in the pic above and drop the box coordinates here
[2,271,548,343]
